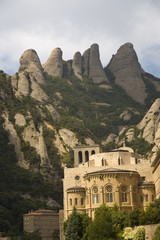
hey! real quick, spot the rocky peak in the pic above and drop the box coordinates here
[107,42,147,104]
[72,52,82,80]
[43,47,63,77]
[82,43,109,84]
[19,49,45,84]
[82,48,90,76]
[89,43,109,84]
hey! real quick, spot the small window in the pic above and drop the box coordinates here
[141,176,146,182]
[122,193,127,202]
[75,175,80,180]
[75,198,78,205]
[81,198,84,205]
[78,151,83,164]
[85,151,89,162]
[140,195,143,203]
[70,198,72,206]
[107,193,113,202]
[106,185,113,203]
[91,150,95,155]
[146,194,148,202]
[118,157,121,165]
[93,186,99,204]
[121,186,127,202]
[102,158,104,166]
[135,158,138,164]
[94,194,99,204]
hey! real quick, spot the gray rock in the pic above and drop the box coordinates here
[15,113,26,126]
[19,49,45,84]
[137,98,160,144]
[82,48,90,76]
[2,112,29,169]
[11,72,49,102]
[72,52,82,80]
[11,72,30,98]
[89,43,109,84]
[43,48,63,77]
[107,42,147,104]
[22,122,49,166]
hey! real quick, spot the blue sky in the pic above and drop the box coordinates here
[0,0,160,77]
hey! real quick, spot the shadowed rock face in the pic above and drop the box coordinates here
[19,49,45,84]
[82,44,109,84]
[72,52,82,80]
[89,43,109,84]
[82,49,90,76]
[43,48,63,77]
[107,42,147,104]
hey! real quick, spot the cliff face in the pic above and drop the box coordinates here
[137,98,160,150]
[107,43,147,104]
[43,48,63,77]
[1,42,160,209]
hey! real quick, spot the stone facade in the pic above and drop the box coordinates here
[23,209,59,240]
[60,145,160,239]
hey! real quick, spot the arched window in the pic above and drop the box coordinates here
[121,185,127,202]
[102,158,104,166]
[78,151,82,164]
[92,186,99,204]
[70,198,72,206]
[91,150,95,155]
[135,158,138,164]
[75,198,78,205]
[106,185,113,203]
[118,157,121,165]
[85,151,89,162]
[145,194,148,202]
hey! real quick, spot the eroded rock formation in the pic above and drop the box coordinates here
[19,49,45,84]
[107,42,147,104]
[72,52,82,80]
[43,48,63,77]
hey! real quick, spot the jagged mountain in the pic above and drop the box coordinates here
[0,42,160,235]
[119,98,160,157]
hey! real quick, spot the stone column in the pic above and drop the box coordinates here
[87,188,92,218]
[100,186,104,204]
[130,186,133,209]
[115,185,120,206]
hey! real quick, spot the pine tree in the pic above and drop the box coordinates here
[65,207,82,240]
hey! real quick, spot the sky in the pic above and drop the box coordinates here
[0,0,160,77]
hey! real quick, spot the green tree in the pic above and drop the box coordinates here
[133,226,145,240]
[86,204,116,240]
[123,227,135,240]
[152,224,160,240]
[112,206,129,238]
[128,207,142,227]
[64,207,83,240]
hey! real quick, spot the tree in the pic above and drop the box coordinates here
[128,207,142,227]
[133,226,145,240]
[152,224,160,240]
[112,206,129,238]
[86,204,116,240]
[64,207,83,240]
[123,227,135,240]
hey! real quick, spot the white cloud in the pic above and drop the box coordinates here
[0,0,160,77]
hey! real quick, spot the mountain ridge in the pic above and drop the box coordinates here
[0,42,160,235]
